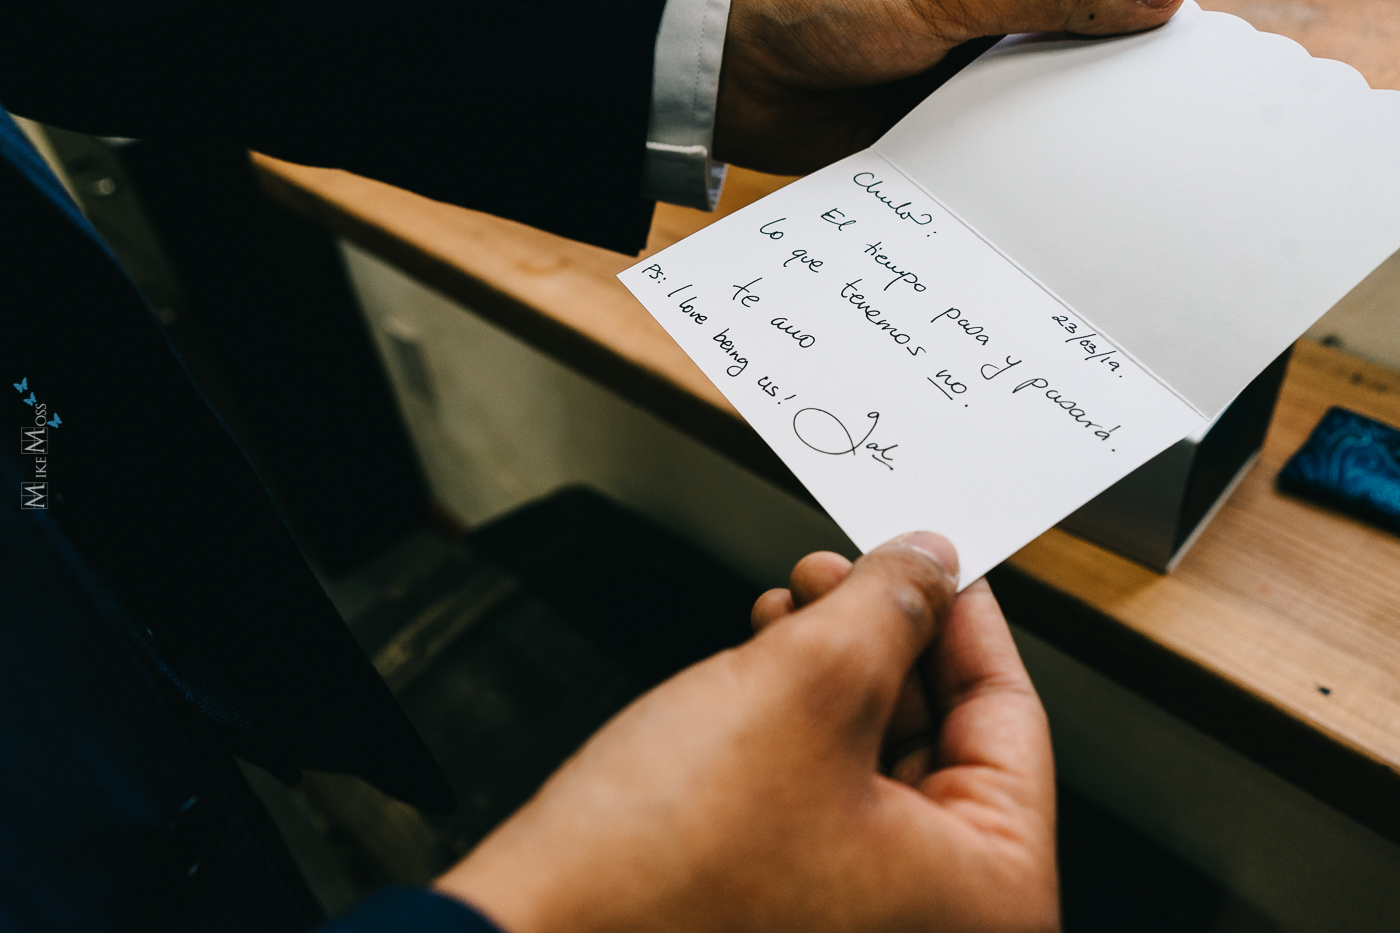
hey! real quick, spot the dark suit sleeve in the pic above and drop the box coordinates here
[0,0,665,253]
[320,887,505,933]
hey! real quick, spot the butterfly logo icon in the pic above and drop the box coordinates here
[13,377,27,393]
[47,414,62,428]
[22,392,36,406]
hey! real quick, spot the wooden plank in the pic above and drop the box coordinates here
[255,157,806,497]
[996,341,1400,837]
[251,0,1400,839]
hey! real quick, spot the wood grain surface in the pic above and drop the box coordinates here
[993,341,1400,838]
[1203,0,1400,92]
[252,0,1400,839]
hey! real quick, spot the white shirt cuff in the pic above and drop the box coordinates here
[643,0,731,210]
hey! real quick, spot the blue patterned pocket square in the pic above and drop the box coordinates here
[1278,407,1400,535]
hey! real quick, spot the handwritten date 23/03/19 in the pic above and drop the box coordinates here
[1051,314,1121,374]
[793,408,897,470]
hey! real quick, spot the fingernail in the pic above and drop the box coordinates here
[890,531,960,590]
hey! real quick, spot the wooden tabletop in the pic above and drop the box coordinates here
[252,0,1400,841]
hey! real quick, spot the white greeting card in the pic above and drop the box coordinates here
[619,2,1400,584]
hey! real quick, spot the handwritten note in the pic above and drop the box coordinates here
[621,150,1202,581]
[619,2,1400,584]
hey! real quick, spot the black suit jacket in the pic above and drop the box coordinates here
[0,0,663,926]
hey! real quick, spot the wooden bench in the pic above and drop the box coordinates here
[251,0,1400,843]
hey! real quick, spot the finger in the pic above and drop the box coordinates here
[940,0,1184,45]
[776,532,958,732]
[752,551,854,633]
[751,588,794,632]
[789,551,853,609]
[919,579,1054,814]
[888,734,938,786]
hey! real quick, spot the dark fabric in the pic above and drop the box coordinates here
[0,0,662,254]
[105,135,434,574]
[0,0,665,927]
[323,886,503,933]
[0,455,315,933]
[1,108,452,812]
[1278,406,1400,535]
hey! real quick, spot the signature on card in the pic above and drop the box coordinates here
[792,408,897,470]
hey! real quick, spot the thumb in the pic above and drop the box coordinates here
[950,0,1184,43]
[765,532,958,741]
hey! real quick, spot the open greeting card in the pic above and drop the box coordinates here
[619,1,1400,585]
